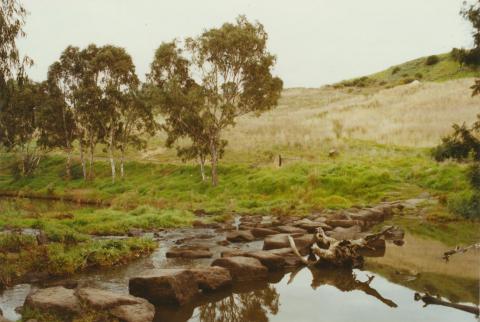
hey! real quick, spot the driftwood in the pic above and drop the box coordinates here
[288,226,396,268]
[414,292,480,316]
[442,243,480,262]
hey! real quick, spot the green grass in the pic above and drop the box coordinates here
[0,233,156,288]
[0,142,473,216]
[336,52,479,89]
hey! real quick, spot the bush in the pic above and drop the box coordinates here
[468,162,480,190]
[451,47,480,66]
[425,55,440,66]
[432,116,480,162]
[415,72,423,79]
[448,190,480,219]
[391,67,401,75]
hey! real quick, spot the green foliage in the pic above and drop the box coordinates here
[432,116,480,162]
[149,16,283,185]
[468,162,480,189]
[425,55,440,66]
[391,67,401,75]
[447,190,480,219]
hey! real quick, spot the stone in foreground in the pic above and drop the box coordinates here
[129,269,198,305]
[24,286,81,314]
[211,256,268,281]
[222,250,285,271]
[110,301,155,322]
[190,267,232,291]
[263,233,313,252]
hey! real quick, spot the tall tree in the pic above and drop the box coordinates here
[0,0,31,86]
[150,16,283,185]
[47,46,90,179]
[116,88,156,178]
[92,45,139,182]
[0,79,43,176]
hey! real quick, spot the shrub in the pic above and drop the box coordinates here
[448,190,480,219]
[425,55,440,66]
[391,67,401,75]
[415,72,423,79]
[468,162,480,190]
[451,47,480,66]
[432,116,480,162]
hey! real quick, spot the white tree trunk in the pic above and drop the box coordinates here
[79,140,87,180]
[210,139,218,186]
[109,127,116,183]
[120,149,125,178]
[199,154,206,181]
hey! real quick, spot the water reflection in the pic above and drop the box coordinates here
[197,286,279,322]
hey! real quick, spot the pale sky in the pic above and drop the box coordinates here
[18,0,474,88]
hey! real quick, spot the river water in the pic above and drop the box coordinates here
[0,200,478,322]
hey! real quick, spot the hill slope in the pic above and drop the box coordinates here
[335,52,479,89]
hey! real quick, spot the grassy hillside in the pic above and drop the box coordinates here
[335,52,479,90]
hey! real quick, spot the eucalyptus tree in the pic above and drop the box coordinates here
[92,45,139,182]
[43,46,87,179]
[149,16,283,185]
[116,88,156,178]
[0,78,43,176]
[0,0,31,86]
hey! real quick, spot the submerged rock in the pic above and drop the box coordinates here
[211,256,268,281]
[190,267,232,291]
[129,269,198,306]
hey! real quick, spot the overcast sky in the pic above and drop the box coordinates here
[18,0,474,88]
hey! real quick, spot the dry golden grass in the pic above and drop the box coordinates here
[224,78,480,150]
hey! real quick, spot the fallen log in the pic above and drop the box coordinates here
[414,292,480,316]
[288,226,397,268]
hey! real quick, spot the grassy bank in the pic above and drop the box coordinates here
[0,142,473,215]
[0,233,155,288]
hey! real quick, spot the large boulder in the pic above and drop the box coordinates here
[226,230,255,242]
[190,267,232,291]
[24,286,81,314]
[166,246,213,259]
[326,225,362,240]
[211,256,268,281]
[251,227,278,238]
[76,288,154,322]
[222,250,285,271]
[129,269,198,305]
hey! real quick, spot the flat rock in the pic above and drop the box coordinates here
[325,219,363,228]
[110,301,155,322]
[76,288,142,309]
[129,269,198,306]
[251,227,278,238]
[226,230,255,242]
[326,225,362,240]
[293,219,332,233]
[24,286,81,314]
[190,267,232,291]
[211,256,268,281]
[222,250,285,271]
[166,246,213,259]
[276,225,307,234]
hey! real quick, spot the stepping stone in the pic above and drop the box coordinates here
[129,269,198,306]
[226,230,255,242]
[251,227,278,238]
[263,234,313,252]
[275,225,307,234]
[211,256,268,281]
[190,267,232,291]
[24,286,81,314]
[224,250,285,271]
[166,246,213,259]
